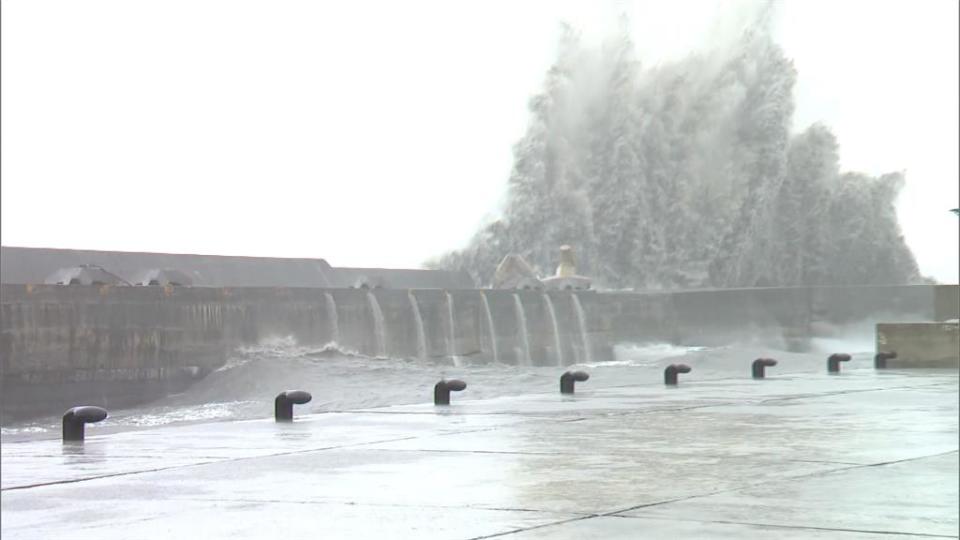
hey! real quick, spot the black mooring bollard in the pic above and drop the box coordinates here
[664,364,692,386]
[62,406,108,443]
[827,353,852,374]
[274,390,312,422]
[434,379,467,405]
[752,358,778,379]
[560,370,590,394]
[875,351,897,369]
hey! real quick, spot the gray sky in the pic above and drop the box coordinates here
[2,0,957,282]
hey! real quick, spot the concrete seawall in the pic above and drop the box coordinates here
[0,285,615,420]
[1,283,955,421]
[877,322,960,368]
[604,284,952,347]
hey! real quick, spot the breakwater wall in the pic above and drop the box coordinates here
[1,283,955,421]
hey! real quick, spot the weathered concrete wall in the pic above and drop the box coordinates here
[0,285,233,420]
[1,283,954,421]
[0,285,613,420]
[809,285,938,323]
[877,322,960,368]
[603,285,944,348]
[934,285,960,321]
[667,287,810,346]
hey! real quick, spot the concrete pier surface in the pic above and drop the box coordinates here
[2,367,957,539]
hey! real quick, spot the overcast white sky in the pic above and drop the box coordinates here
[2,0,957,282]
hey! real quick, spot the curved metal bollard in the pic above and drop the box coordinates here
[560,370,590,394]
[664,364,692,386]
[751,358,778,379]
[275,390,312,422]
[62,406,108,443]
[875,351,897,369]
[827,353,852,374]
[434,379,467,405]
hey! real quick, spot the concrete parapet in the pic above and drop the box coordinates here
[934,284,960,321]
[876,322,960,368]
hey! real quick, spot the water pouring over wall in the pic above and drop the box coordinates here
[445,291,462,367]
[480,291,499,364]
[542,293,563,366]
[366,291,387,358]
[571,293,593,365]
[324,292,340,344]
[513,293,532,366]
[408,291,427,361]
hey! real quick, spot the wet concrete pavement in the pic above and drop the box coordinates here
[2,367,957,539]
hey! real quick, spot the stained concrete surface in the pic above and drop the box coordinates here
[877,322,960,368]
[1,368,957,539]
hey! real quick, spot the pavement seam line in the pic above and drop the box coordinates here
[0,412,600,492]
[454,447,960,540]
[792,448,959,478]
[608,514,959,538]
[169,496,592,517]
[0,417,569,491]
[464,514,601,540]
[0,434,419,492]
[5,418,953,492]
[600,449,959,518]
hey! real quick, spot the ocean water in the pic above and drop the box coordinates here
[0,330,881,440]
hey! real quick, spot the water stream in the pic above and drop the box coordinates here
[445,291,462,367]
[366,291,387,358]
[542,293,563,366]
[324,292,340,344]
[513,293,532,366]
[408,291,427,360]
[571,293,593,365]
[480,291,499,364]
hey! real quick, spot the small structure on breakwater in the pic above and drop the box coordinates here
[492,254,543,290]
[542,245,591,291]
[492,246,592,291]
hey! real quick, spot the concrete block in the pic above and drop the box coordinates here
[876,322,959,368]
